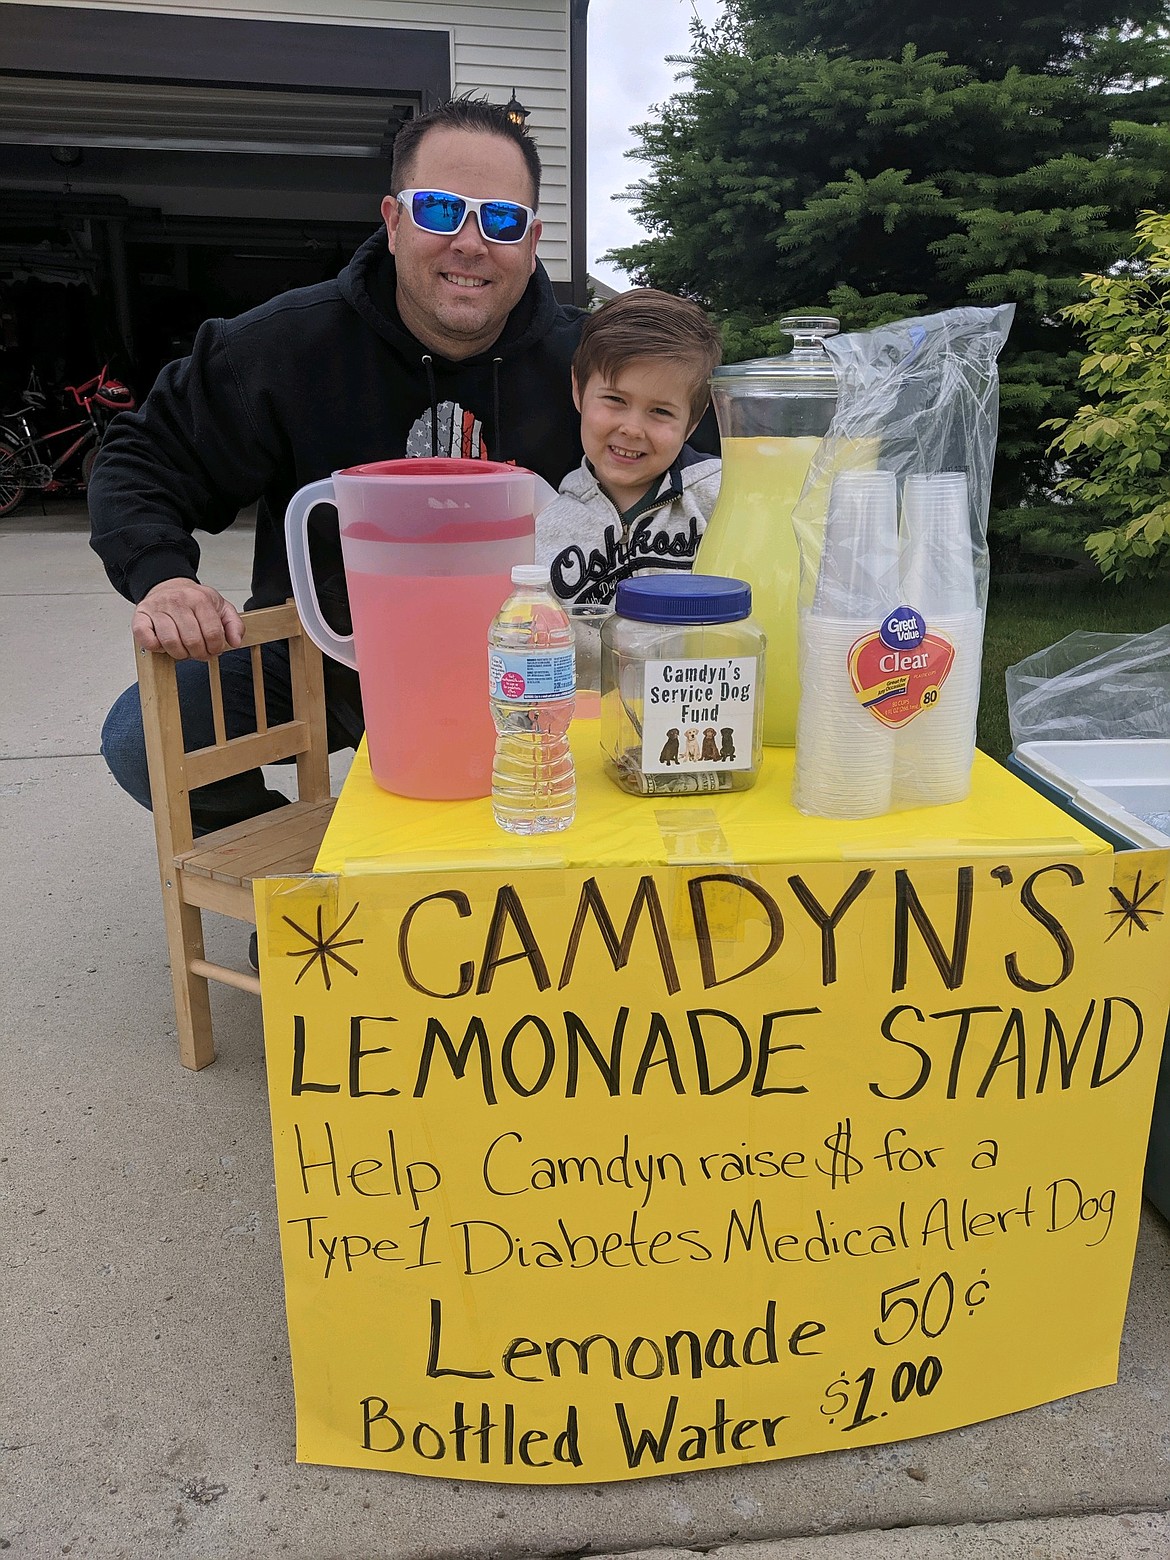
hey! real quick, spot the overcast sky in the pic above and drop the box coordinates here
[586,0,725,289]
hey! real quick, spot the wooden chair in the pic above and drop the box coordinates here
[137,602,337,1070]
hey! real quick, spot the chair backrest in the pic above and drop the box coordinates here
[137,602,331,858]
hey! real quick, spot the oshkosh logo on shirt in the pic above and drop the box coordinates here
[550,516,701,604]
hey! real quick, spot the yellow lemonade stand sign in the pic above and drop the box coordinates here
[257,850,1169,1481]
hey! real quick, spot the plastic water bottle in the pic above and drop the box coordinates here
[488,564,576,833]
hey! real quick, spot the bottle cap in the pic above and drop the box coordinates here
[511,564,551,586]
[615,574,752,624]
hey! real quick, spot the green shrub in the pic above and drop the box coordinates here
[1046,210,1170,580]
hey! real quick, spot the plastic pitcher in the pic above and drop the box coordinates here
[285,457,553,800]
[695,317,841,747]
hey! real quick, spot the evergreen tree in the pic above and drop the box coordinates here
[611,0,1170,541]
[731,0,1169,73]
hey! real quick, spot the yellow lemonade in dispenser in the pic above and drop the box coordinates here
[696,435,823,746]
[695,318,842,746]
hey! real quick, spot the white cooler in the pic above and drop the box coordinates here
[1009,738,1170,1218]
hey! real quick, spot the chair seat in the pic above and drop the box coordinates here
[177,798,337,886]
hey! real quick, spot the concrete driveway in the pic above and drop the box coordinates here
[2,501,1169,1559]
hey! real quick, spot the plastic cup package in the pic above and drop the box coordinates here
[795,471,899,818]
[788,306,1011,820]
[892,608,984,808]
[811,470,900,618]
[892,474,981,807]
[795,469,983,819]
[795,613,895,818]
[899,473,977,615]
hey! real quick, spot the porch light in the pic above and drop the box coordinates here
[504,90,530,127]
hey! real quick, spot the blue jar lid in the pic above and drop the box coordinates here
[615,574,752,624]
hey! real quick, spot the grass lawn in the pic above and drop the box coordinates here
[978,570,1169,761]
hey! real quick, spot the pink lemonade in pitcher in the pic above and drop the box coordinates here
[345,519,532,798]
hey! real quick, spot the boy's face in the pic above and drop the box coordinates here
[573,358,698,512]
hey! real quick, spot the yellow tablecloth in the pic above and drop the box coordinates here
[315,724,1106,874]
[258,717,1170,1485]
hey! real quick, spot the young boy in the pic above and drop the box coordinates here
[537,289,723,633]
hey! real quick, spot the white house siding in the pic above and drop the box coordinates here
[16,0,573,281]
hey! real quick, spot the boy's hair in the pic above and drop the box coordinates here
[391,95,542,208]
[573,289,723,425]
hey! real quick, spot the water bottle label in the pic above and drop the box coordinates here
[639,657,759,773]
[847,606,957,727]
[489,648,576,701]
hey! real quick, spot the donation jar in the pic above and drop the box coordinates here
[600,575,766,795]
[694,317,840,747]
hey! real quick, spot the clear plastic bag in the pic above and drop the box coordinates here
[791,305,1014,818]
[1007,626,1170,747]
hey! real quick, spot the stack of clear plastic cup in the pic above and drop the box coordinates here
[894,472,983,807]
[795,470,899,818]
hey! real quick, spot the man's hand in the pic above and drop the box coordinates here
[132,578,245,661]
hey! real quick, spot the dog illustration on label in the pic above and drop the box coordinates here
[659,728,681,765]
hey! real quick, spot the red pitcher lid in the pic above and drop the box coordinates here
[338,457,522,478]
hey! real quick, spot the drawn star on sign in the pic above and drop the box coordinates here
[1105,868,1165,942]
[282,902,363,989]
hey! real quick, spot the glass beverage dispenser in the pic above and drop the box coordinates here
[694,316,840,746]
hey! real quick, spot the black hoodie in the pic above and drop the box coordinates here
[89,229,586,636]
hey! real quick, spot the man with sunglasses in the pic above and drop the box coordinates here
[89,96,586,877]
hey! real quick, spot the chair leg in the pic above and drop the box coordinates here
[162,888,216,1070]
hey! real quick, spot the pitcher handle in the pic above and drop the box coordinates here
[532,475,559,516]
[284,477,357,670]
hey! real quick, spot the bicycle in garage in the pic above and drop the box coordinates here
[0,365,136,517]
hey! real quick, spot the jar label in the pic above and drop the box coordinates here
[639,657,758,772]
[848,608,956,728]
[489,648,576,701]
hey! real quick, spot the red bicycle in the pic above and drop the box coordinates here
[0,365,136,517]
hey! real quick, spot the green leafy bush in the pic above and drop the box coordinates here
[1046,210,1170,579]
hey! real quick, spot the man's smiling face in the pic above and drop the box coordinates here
[382,127,541,361]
